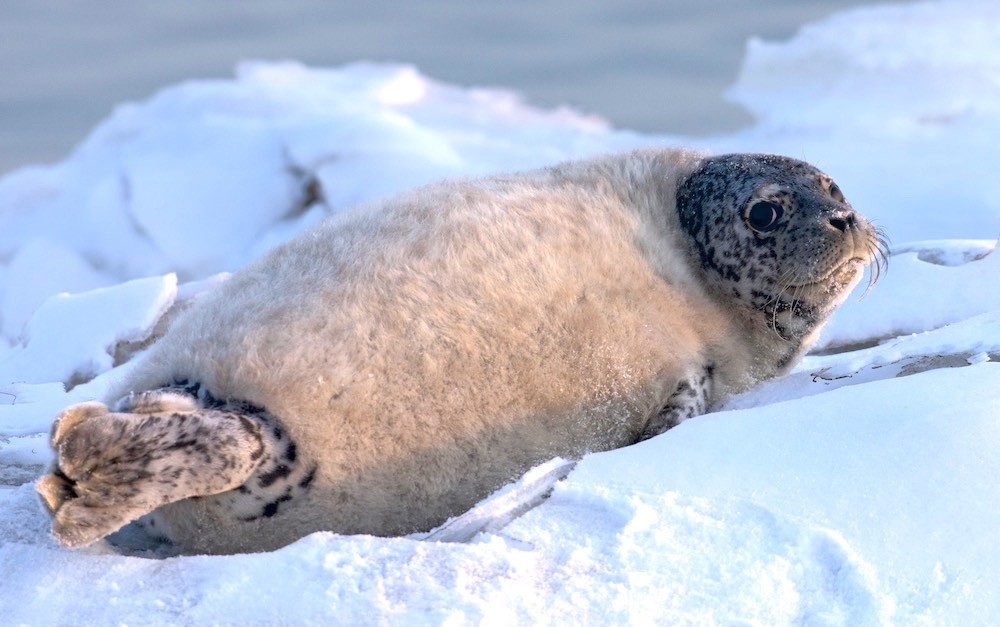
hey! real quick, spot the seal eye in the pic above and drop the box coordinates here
[747,201,783,232]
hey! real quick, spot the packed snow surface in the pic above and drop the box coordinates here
[1,1,998,624]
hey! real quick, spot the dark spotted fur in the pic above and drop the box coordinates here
[676,154,858,312]
[638,363,715,441]
[38,382,317,547]
[138,381,319,523]
[675,153,886,355]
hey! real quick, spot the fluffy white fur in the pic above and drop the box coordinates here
[42,147,880,554]
[91,148,759,552]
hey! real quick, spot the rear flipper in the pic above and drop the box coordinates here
[36,388,274,548]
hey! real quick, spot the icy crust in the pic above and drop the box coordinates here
[730,1,1000,134]
[0,274,177,387]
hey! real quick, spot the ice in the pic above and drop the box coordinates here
[0,238,112,341]
[0,274,177,387]
[1,1,998,624]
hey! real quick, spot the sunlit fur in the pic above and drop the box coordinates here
[45,148,883,554]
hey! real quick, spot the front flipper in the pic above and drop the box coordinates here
[36,392,268,548]
[638,364,715,442]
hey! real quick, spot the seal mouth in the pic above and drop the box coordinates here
[789,225,891,293]
[790,257,868,289]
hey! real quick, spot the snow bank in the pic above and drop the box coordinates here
[1,1,999,624]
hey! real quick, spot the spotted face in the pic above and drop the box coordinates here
[675,153,887,340]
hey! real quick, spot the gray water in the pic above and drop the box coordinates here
[1,0,893,176]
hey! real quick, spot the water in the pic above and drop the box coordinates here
[1,0,895,176]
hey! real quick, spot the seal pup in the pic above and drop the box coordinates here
[36,148,887,554]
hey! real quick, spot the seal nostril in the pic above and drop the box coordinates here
[828,213,856,232]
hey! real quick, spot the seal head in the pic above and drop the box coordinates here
[676,153,887,347]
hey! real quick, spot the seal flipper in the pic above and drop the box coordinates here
[637,363,715,442]
[37,389,269,548]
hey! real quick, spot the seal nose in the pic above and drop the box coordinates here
[828,211,858,233]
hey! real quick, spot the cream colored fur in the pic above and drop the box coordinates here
[64,148,804,553]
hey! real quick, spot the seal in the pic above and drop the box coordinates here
[36,148,887,554]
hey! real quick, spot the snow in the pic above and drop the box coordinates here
[815,240,1000,351]
[0,274,177,386]
[1,1,999,624]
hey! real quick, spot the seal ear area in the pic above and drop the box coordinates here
[819,174,847,203]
